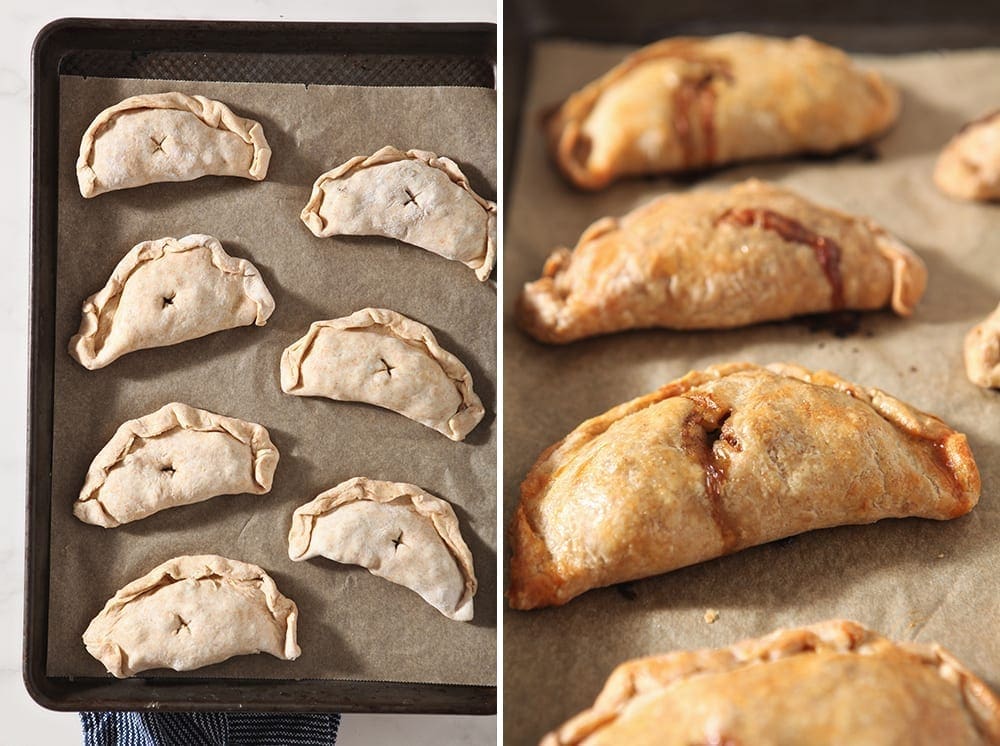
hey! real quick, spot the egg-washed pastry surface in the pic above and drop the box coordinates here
[542,620,1000,746]
[74,403,278,528]
[935,110,1000,201]
[301,146,497,281]
[280,307,484,441]
[518,179,925,344]
[965,302,1000,389]
[508,362,980,610]
[545,33,899,189]
[68,234,274,370]
[83,555,300,678]
[288,477,477,621]
[77,91,270,198]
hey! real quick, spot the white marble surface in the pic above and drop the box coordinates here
[7,1,496,743]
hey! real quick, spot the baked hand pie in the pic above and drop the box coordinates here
[517,179,926,343]
[542,620,1000,745]
[508,362,980,610]
[77,92,270,197]
[74,403,279,528]
[935,111,1000,201]
[83,555,300,678]
[69,234,274,369]
[300,146,496,281]
[280,307,484,441]
[545,33,899,189]
[288,477,477,621]
[965,302,1000,388]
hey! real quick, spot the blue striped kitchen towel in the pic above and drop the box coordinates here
[80,712,340,745]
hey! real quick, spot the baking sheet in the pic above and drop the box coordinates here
[503,40,1000,743]
[49,76,496,686]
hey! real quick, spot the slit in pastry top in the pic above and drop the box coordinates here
[77,92,270,197]
[516,180,926,344]
[300,146,497,281]
[545,33,899,189]
[507,362,980,610]
[280,308,485,441]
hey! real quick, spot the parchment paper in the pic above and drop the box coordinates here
[49,76,496,686]
[504,40,1000,743]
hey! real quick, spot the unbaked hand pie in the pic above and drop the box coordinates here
[935,111,1000,201]
[508,363,980,610]
[280,307,484,441]
[542,620,1000,745]
[517,179,926,343]
[77,92,270,197]
[545,33,899,189]
[69,234,274,369]
[301,146,497,280]
[83,555,300,678]
[288,477,477,621]
[74,403,279,528]
[965,302,1000,388]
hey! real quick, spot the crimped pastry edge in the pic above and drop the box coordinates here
[287,476,476,621]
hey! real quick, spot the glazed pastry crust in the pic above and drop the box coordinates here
[74,402,279,528]
[288,476,477,621]
[77,91,271,197]
[543,620,1000,746]
[83,554,300,678]
[300,146,497,281]
[508,363,980,610]
[517,180,926,344]
[934,111,1000,201]
[965,303,1000,388]
[545,34,899,189]
[68,234,275,370]
[280,307,484,441]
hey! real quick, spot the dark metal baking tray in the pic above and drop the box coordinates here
[27,17,496,714]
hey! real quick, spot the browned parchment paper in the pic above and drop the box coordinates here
[49,76,496,686]
[504,40,1000,743]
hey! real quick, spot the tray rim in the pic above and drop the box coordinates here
[26,16,497,715]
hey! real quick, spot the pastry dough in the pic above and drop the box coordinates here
[301,146,496,281]
[69,234,274,369]
[545,34,899,189]
[288,477,477,621]
[965,302,1000,388]
[508,363,980,610]
[74,403,279,528]
[517,179,926,343]
[543,620,1000,745]
[77,91,270,197]
[280,308,484,441]
[935,111,1000,201]
[83,555,300,678]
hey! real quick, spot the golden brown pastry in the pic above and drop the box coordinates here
[83,555,300,678]
[74,403,279,528]
[545,33,898,190]
[542,620,1000,745]
[77,92,270,198]
[517,180,926,344]
[935,111,1000,201]
[965,302,1000,388]
[508,363,980,610]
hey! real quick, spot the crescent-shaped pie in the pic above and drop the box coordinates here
[83,555,300,678]
[965,302,1000,389]
[74,402,279,528]
[542,620,1000,745]
[508,363,980,610]
[517,179,926,344]
[288,477,477,621]
[935,111,1000,201]
[545,33,899,189]
[77,91,270,197]
[300,146,497,281]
